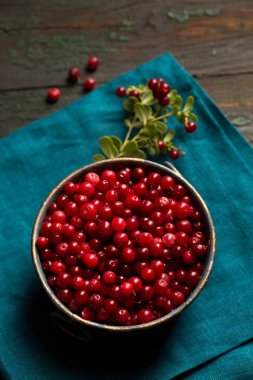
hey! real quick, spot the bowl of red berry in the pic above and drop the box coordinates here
[32,158,215,339]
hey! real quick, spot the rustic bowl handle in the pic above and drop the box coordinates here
[51,311,91,342]
[164,161,182,176]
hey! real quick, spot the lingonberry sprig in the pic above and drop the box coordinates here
[93,78,198,162]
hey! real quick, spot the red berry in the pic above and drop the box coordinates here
[159,97,170,107]
[116,86,127,97]
[138,308,154,324]
[103,270,116,284]
[83,253,99,268]
[120,282,134,297]
[79,203,97,220]
[86,56,100,71]
[84,77,96,91]
[174,201,191,219]
[129,89,140,99]
[157,140,165,150]
[120,247,136,264]
[172,291,185,306]
[68,67,81,83]
[169,149,180,160]
[185,121,197,133]
[148,78,159,90]
[47,88,61,103]
[162,233,176,248]
[51,260,66,274]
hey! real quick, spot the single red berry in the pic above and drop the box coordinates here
[185,121,197,133]
[148,78,159,90]
[120,247,136,264]
[81,306,95,321]
[137,308,154,324]
[83,253,99,268]
[115,308,130,324]
[64,182,77,195]
[174,201,191,219]
[47,88,61,103]
[97,220,113,239]
[72,276,86,290]
[36,236,49,249]
[116,86,127,97]
[169,149,180,160]
[141,267,156,282]
[68,67,81,83]
[186,270,200,287]
[51,210,67,223]
[101,170,117,183]
[79,203,97,220]
[103,270,117,284]
[86,56,100,71]
[183,250,196,265]
[157,140,165,151]
[159,97,170,107]
[51,260,66,274]
[114,232,129,248]
[138,232,153,247]
[154,278,169,295]
[88,293,104,310]
[56,272,72,288]
[162,233,176,248]
[129,89,140,99]
[172,291,185,306]
[132,167,145,181]
[57,289,73,304]
[129,276,143,292]
[120,282,134,297]
[84,77,96,91]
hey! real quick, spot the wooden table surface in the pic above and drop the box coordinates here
[1,0,253,143]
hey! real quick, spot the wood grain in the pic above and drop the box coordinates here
[0,0,252,141]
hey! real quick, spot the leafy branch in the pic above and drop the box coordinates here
[93,79,198,161]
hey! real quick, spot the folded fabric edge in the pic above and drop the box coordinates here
[171,337,253,379]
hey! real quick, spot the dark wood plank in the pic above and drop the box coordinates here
[0,73,252,144]
[0,0,252,142]
[0,0,253,90]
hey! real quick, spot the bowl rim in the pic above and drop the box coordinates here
[31,158,216,332]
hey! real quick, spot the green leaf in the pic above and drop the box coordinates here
[168,89,178,98]
[140,128,151,137]
[183,96,194,111]
[134,104,152,125]
[175,111,186,123]
[155,121,168,133]
[148,145,157,156]
[174,95,183,107]
[190,113,198,123]
[110,136,122,150]
[93,153,106,162]
[134,149,147,159]
[124,118,133,128]
[123,140,139,155]
[123,98,136,113]
[141,89,155,106]
[172,105,180,114]
[164,130,175,143]
[99,136,117,158]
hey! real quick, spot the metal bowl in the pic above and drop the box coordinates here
[31,158,216,341]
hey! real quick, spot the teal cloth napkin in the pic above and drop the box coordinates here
[1,53,253,379]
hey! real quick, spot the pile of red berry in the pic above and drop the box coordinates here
[36,166,208,326]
